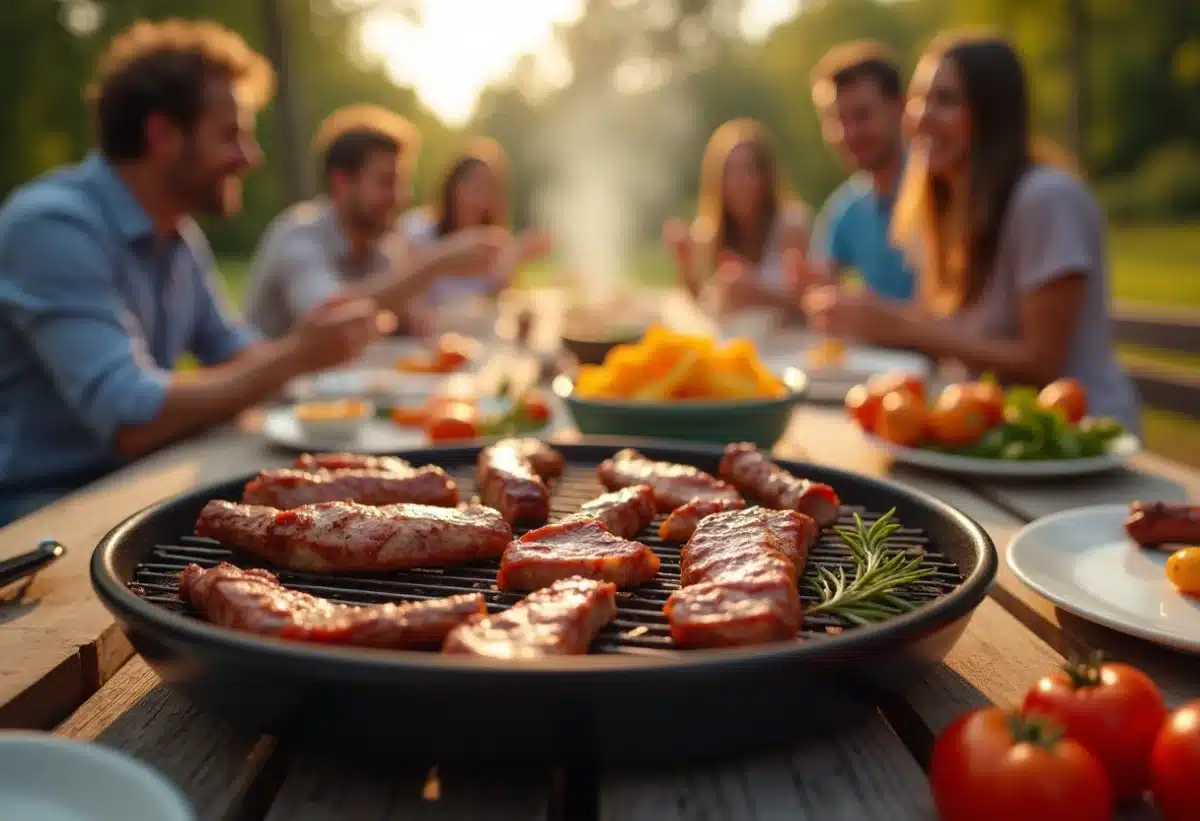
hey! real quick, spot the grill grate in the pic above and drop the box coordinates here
[128,462,965,655]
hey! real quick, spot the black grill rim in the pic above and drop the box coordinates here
[90,437,997,678]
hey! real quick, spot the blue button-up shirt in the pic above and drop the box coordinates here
[0,153,257,523]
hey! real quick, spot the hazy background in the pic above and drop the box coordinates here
[3,0,1198,461]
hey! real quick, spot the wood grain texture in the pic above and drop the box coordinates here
[56,656,277,821]
[265,753,552,821]
[0,423,285,728]
[600,714,933,821]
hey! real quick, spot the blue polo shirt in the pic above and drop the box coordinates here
[0,153,257,524]
[814,171,916,301]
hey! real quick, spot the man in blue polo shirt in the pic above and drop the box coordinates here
[0,20,380,525]
[808,41,915,302]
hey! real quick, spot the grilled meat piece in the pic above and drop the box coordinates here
[442,576,617,658]
[476,439,562,525]
[659,497,747,542]
[665,506,817,649]
[293,453,412,473]
[195,499,511,572]
[497,516,660,591]
[596,448,741,512]
[243,466,458,509]
[1125,501,1200,547]
[179,562,485,649]
[571,484,657,540]
[719,443,840,527]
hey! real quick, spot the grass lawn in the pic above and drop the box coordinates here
[214,222,1200,466]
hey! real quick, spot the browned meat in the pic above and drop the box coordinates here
[293,453,412,473]
[659,497,747,542]
[1125,501,1200,547]
[665,506,817,649]
[195,499,511,572]
[442,576,617,658]
[719,443,841,527]
[570,485,657,540]
[242,466,458,509]
[596,449,741,511]
[476,439,563,525]
[179,562,485,649]
[497,516,660,591]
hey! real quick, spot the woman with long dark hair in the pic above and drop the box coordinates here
[664,118,809,321]
[803,30,1139,429]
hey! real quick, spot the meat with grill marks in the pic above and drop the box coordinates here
[497,516,661,591]
[476,438,562,525]
[659,497,747,542]
[195,499,511,572]
[179,562,485,649]
[293,452,413,473]
[719,443,841,527]
[442,576,617,658]
[665,506,818,649]
[569,484,657,540]
[242,464,458,509]
[596,448,742,512]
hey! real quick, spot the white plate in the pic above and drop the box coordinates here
[1008,505,1200,653]
[0,732,195,821]
[863,432,1141,478]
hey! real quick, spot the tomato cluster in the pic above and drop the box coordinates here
[930,654,1200,821]
[390,389,552,443]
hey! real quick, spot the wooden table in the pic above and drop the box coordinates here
[3,291,1199,820]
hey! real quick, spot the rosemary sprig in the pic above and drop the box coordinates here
[805,508,937,626]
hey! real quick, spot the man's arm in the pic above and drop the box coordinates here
[182,221,261,365]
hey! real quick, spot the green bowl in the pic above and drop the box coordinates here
[553,369,809,449]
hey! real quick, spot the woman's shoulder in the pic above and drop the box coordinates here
[1011,165,1097,213]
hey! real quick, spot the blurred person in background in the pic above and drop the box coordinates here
[244,105,507,339]
[0,20,380,526]
[805,41,916,302]
[803,30,1140,431]
[404,137,552,311]
[663,118,809,322]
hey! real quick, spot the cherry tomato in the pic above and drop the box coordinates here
[967,381,1005,426]
[426,402,480,442]
[1150,700,1200,821]
[875,389,928,447]
[845,383,882,432]
[1166,547,1200,596]
[1021,654,1167,800]
[519,389,551,424]
[1038,378,1088,424]
[867,370,925,403]
[930,708,1113,821]
[929,385,991,447]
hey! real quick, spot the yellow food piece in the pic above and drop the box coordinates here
[1166,546,1200,596]
[294,399,370,421]
[572,326,787,401]
[808,337,847,368]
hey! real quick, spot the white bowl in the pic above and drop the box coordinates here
[0,732,195,821]
[292,399,375,443]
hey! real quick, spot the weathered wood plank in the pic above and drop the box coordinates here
[265,753,553,821]
[600,714,933,821]
[1127,365,1200,418]
[0,423,285,729]
[56,656,278,821]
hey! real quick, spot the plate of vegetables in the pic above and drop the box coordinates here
[849,374,1140,478]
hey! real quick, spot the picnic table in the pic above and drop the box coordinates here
[2,290,1199,820]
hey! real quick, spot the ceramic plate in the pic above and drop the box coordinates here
[1008,505,1200,653]
[863,432,1141,478]
[0,732,195,821]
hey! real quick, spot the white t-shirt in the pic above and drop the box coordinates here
[403,209,500,307]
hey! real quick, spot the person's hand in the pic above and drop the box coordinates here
[784,248,830,298]
[517,229,553,263]
[712,254,757,314]
[289,294,380,372]
[662,218,693,267]
[442,226,510,275]
[802,285,906,344]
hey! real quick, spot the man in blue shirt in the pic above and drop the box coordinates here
[807,41,916,302]
[0,20,380,525]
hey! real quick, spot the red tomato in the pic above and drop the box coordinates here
[967,381,1006,426]
[1151,701,1200,821]
[1022,656,1167,800]
[867,370,925,403]
[845,383,882,432]
[426,402,480,442]
[928,385,991,447]
[519,389,551,424]
[1037,378,1088,423]
[875,389,928,447]
[930,708,1113,821]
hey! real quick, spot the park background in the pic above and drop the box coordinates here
[4,0,1198,463]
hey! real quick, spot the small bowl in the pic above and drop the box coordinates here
[0,731,195,821]
[554,369,808,448]
[292,398,375,442]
